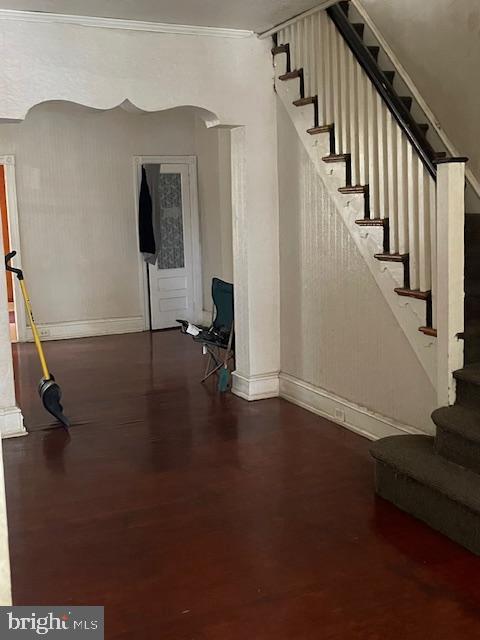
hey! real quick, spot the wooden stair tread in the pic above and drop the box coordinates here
[279,69,303,81]
[307,125,333,135]
[338,185,368,194]
[394,288,431,301]
[272,44,289,56]
[322,153,350,163]
[419,326,437,337]
[418,123,429,134]
[293,96,317,107]
[368,46,380,61]
[355,218,387,227]
[374,252,409,263]
[400,96,413,110]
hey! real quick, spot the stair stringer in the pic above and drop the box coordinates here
[274,63,436,389]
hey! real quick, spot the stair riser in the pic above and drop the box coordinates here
[455,380,480,411]
[465,257,480,279]
[465,237,480,252]
[465,217,480,246]
[463,338,480,365]
[375,461,480,555]
[435,428,480,475]
[465,298,480,318]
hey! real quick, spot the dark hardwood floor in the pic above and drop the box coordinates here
[4,331,480,638]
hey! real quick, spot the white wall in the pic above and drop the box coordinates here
[0,15,280,378]
[0,102,233,330]
[277,97,437,435]
[0,17,279,387]
[0,103,193,326]
[359,0,480,185]
[195,117,233,315]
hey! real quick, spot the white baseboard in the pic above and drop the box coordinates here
[279,373,425,441]
[24,316,144,342]
[232,372,279,401]
[0,406,27,439]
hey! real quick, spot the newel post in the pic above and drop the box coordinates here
[435,157,468,406]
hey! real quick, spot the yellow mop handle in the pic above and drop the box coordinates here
[18,279,50,380]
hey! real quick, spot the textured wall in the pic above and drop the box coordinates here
[0,102,230,326]
[277,97,436,433]
[195,118,233,314]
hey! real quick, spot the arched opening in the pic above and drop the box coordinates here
[0,99,237,430]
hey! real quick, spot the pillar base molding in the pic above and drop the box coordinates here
[232,372,279,401]
[0,406,27,439]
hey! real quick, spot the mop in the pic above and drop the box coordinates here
[5,251,70,429]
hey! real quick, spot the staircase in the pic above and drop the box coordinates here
[271,0,480,553]
[372,214,480,555]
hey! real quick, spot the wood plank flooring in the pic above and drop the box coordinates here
[3,331,480,638]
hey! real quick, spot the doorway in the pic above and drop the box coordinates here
[0,157,24,343]
[135,156,202,331]
[0,165,15,341]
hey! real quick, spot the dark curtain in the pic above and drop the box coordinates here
[138,166,156,255]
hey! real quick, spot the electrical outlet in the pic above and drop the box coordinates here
[334,407,345,423]
[39,327,50,338]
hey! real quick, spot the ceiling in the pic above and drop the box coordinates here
[0,0,320,32]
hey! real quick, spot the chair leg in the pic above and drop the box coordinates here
[201,353,214,383]
[201,347,223,383]
[202,361,224,383]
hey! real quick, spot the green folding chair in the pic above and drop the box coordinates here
[196,278,234,391]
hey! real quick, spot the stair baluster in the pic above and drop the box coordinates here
[274,3,467,402]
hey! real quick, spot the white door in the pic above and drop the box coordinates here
[145,161,200,330]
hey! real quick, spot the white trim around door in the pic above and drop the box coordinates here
[133,155,203,330]
[0,156,26,343]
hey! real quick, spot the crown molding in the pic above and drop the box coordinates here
[0,9,254,39]
[259,0,337,38]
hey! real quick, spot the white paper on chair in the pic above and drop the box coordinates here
[186,323,201,336]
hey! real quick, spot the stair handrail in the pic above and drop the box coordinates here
[260,0,480,200]
[326,4,436,180]
[351,0,480,202]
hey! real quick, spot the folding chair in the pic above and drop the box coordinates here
[195,278,234,391]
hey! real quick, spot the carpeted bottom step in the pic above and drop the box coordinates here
[371,434,480,554]
[432,405,480,472]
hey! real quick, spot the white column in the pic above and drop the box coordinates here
[0,188,18,606]
[436,159,467,406]
[0,163,25,437]
[230,124,280,401]
[0,442,11,605]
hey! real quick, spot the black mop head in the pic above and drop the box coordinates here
[38,377,70,429]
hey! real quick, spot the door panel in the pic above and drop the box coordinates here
[147,163,196,330]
